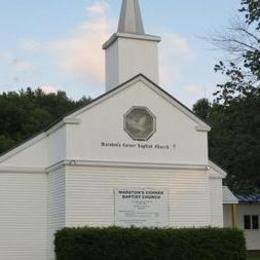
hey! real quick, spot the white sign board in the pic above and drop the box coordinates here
[114,188,169,227]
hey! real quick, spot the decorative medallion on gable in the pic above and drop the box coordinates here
[124,107,156,141]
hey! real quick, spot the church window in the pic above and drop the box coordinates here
[244,215,259,230]
[252,215,259,230]
[244,215,251,229]
[124,107,156,141]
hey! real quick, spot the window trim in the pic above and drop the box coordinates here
[252,215,259,230]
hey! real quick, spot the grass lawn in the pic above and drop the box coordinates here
[248,256,260,260]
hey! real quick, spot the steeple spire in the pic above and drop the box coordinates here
[103,0,161,91]
[118,0,145,35]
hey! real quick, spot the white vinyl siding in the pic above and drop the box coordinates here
[209,178,224,227]
[223,204,260,250]
[223,205,233,227]
[65,166,210,228]
[0,172,47,260]
[238,204,260,250]
[47,168,65,260]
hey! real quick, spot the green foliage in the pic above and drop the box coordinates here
[193,97,260,193]
[201,0,260,193]
[55,227,246,260]
[0,88,91,155]
[192,98,211,121]
[247,255,260,260]
[240,0,260,29]
[214,61,259,105]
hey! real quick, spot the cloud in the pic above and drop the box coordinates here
[11,58,34,72]
[20,40,42,52]
[40,85,58,94]
[164,33,191,54]
[18,1,192,90]
[17,1,195,95]
[50,1,113,86]
[183,84,206,97]
[86,1,109,16]
[20,0,114,88]
[160,32,193,87]
[0,52,34,73]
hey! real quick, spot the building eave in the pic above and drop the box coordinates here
[102,33,161,50]
[223,186,239,204]
[209,160,227,178]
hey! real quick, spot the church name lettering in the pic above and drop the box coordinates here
[101,142,176,150]
[118,190,164,200]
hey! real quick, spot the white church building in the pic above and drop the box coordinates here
[0,1,258,259]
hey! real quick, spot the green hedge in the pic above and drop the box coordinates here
[55,227,246,260]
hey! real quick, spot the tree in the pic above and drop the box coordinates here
[193,97,260,193]
[212,0,260,104]
[240,0,260,29]
[192,98,212,121]
[194,0,260,193]
[209,98,260,193]
[0,88,91,155]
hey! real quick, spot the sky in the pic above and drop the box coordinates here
[0,0,240,108]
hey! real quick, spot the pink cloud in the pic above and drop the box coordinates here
[20,1,114,88]
[18,1,194,93]
[40,85,58,94]
[48,0,114,87]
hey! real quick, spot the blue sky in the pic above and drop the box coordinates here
[0,0,240,107]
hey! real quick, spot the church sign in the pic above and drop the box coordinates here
[114,188,169,227]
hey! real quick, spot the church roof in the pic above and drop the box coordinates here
[56,74,211,131]
[118,0,145,35]
[236,194,260,203]
[0,74,211,163]
[223,186,239,204]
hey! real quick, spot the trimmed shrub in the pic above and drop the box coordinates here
[55,227,246,260]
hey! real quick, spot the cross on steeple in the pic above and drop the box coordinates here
[118,0,145,35]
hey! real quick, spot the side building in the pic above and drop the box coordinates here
[223,189,260,251]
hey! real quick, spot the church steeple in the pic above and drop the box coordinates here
[103,0,161,92]
[118,0,145,35]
